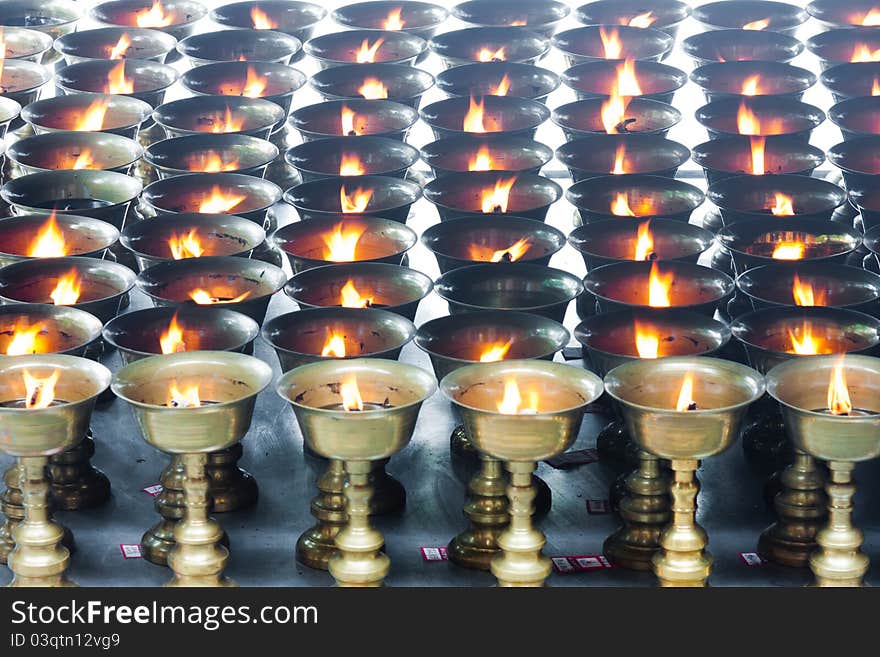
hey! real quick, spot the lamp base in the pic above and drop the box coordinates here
[48,433,111,511]
[296,459,347,571]
[205,443,259,513]
[448,455,509,571]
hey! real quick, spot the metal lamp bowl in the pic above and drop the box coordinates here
[421,135,552,178]
[56,59,178,109]
[177,28,301,65]
[441,359,603,462]
[144,133,278,179]
[556,135,690,182]
[0,303,104,356]
[153,95,285,140]
[605,356,764,460]
[262,306,416,372]
[0,59,52,111]
[576,0,691,37]
[682,28,804,66]
[22,93,152,139]
[54,26,178,65]
[415,310,569,380]
[691,60,816,103]
[563,59,686,105]
[807,0,880,28]
[828,136,880,191]
[696,96,825,142]
[692,0,807,35]
[0,214,119,268]
[822,62,880,104]
[102,305,260,364]
[304,29,426,68]
[428,27,549,68]
[277,358,436,461]
[120,212,266,271]
[0,354,110,458]
[0,26,53,62]
[111,350,271,454]
[421,214,565,274]
[552,25,673,67]
[283,175,421,223]
[420,95,550,140]
[567,174,704,224]
[90,0,207,42]
[290,99,418,142]
[7,131,143,175]
[1,169,142,228]
[829,96,880,141]
[0,0,80,50]
[0,97,22,137]
[435,62,559,103]
[692,137,824,186]
[569,218,713,271]
[136,255,287,325]
[0,256,136,323]
[309,62,434,109]
[707,173,846,224]
[210,0,326,43]
[332,1,448,42]
[284,262,433,321]
[452,0,570,37]
[807,27,880,71]
[423,171,562,222]
[552,97,682,141]
[285,136,419,182]
[272,215,416,273]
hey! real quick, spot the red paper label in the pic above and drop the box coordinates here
[142,484,163,497]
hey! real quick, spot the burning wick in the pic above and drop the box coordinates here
[356,37,385,63]
[749,136,766,175]
[341,105,358,136]
[468,237,532,263]
[109,33,132,59]
[321,330,347,358]
[340,280,373,308]
[189,289,252,305]
[497,378,539,415]
[491,74,511,96]
[647,261,674,308]
[479,341,513,362]
[250,6,277,29]
[634,319,660,359]
[770,193,794,216]
[480,176,517,214]
[463,95,487,133]
[5,321,47,356]
[339,153,365,176]
[106,60,134,94]
[339,185,373,213]
[167,380,200,408]
[321,222,367,261]
[468,144,493,171]
[633,220,656,261]
[628,11,656,27]
[241,66,267,98]
[168,229,205,259]
[741,74,761,96]
[28,212,67,258]
[742,18,770,30]
[600,27,623,59]
[159,312,188,353]
[792,272,827,307]
[49,269,82,306]
[826,357,853,416]
[358,77,388,100]
[383,7,405,30]
[786,321,829,356]
[339,374,364,411]
[136,0,174,27]
[477,46,505,62]
[675,372,697,411]
[23,369,60,409]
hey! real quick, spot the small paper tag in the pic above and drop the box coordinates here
[739,552,767,566]
[586,499,611,514]
[142,484,163,497]
[120,544,142,559]
[420,546,448,562]
[551,555,613,573]
[545,448,599,469]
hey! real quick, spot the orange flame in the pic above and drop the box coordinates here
[852,43,880,62]
[873,77,880,95]
[340,280,373,308]
[634,319,660,358]
[675,372,696,411]
[340,185,372,213]
[479,340,513,362]
[159,312,188,353]
[356,37,385,63]
[358,77,389,100]
[772,241,806,260]
[611,143,627,174]
[628,11,657,27]
[186,151,240,173]
[737,101,761,135]
[743,18,769,30]
[49,269,82,305]
[168,229,205,259]
[749,136,766,175]
[786,321,831,355]
[467,237,533,263]
[23,369,59,409]
[339,374,364,411]
[600,83,632,134]
[468,143,493,171]
[827,356,853,415]
[341,105,357,136]
[250,6,278,29]
[648,261,674,308]
[633,220,655,261]
[600,27,623,59]
[770,193,795,216]
[463,95,487,133]
[497,377,539,414]
[188,288,252,305]
[741,74,761,96]
[74,97,111,131]
[109,33,132,59]
[509,20,527,26]
[106,60,134,94]
[480,176,517,213]
[28,212,68,258]
[859,8,880,25]
[5,321,47,356]
[491,74,511,96]
[616,59,642,96]
[383,7,405,30]
[321,330,347,357]
[70,149,97,170]
[207,106,244,134]
[477,46,506,62]
[339,152,366,176]
[197,185,246,213]
[166,380,200,408]
[792,273,827,306]
[611,192,636,216]
[241,66,268,98]
[322,222,367,261]
[136,0,174,27]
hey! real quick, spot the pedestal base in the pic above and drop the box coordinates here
[49,434,111,511]
[296,459,347,571]
[448,456,509,571]
[206,443,259,513]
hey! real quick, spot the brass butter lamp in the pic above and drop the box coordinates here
[441,359,603,587]
[112,351,272,586]
[605,357,764,586]
[0,354,110,587]
[277,358,436,587]
[766,354,880,586]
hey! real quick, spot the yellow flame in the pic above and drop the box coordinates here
[136,0,174,27]
[74,97,111,132]
[159,312,188,353]
[358,77,389,100]
[612,192,636,216]
[480,176,517,213]
[611,143,627,174]
[341,105,357,136]
[49,269,82,305]
[167,380,201,407]
[356,37,385,63]
[106,60,134,94]
[497,377,539,414]
[340,280,373,308]
[340,185,373,213]
[600,26,623,59]
[770,193,795,216]
[339,152,366,176]
[383,7,405,30]
[492,74,511,96]
[634,319,660,358]
[860,8,880,25]
[772,241,805,260]
[675,372,696,411]
[786,321,830,355]
[479,341,512,362]
[321,331,347,358]
[743,18,769,30]
[28,212,67,258]
[600,86,632,134]
[851,43,880,62]
[827,357,853,415]
[463,95,487,133]
[477,46,506,62]
[5,321,47,356]
[322,222,367,261]
[23,369,59,409]
[616,59,642,96]
[468,237,533,263]
[187,151,240,173]
[628,11,656,27]
[737,101,760,135]
[242,66,267,98]
[250,6,277,29]
[741,74,761,96]
[633,220,654,261]
[188,288,252,305]
[198,185,247,213]
[109,33,132,59]
[339,374,364,411]
[792,272,827,306]
[468,143,493,171]
[168,229,205,259]
[749,136,766,175]
[648,261,674,308]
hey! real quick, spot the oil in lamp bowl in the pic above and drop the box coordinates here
[7,131,144,175]
[283,175,420,224]
[690,61,816,103]
[552,25,673,68]
[552,97,682,141]
[828,136,880,192]
[421,135,552,178]
[441,359,603,462]
[806,27,880,71]
[56,59,178,110]
[416,310,569,380]
[102,305,259,364]
[569,217,714,271]
[0,0,80,57]
[696,97,825,142]
[575,0,692,39]
[309,63,434,110]
[111,350,271,454]
[285,135,419,182]
[22,93,153,139]
[576,307,731,377]
[144,133,278,179]
[707,173,846,225]
[807,0,880,28]
[604,356,764,460]
[0,59,52,111]
[682,28,804,66]
[272,215,417,272]
[332,1,448,43]
[693,0,808,35]
[54,26,178,65]
[556,135,690,182]
[277,358,436,461]
[452,0,569,37]
[717,217,861,272]
[1,169,142,229]
[435,262,583,323]
[584,260,735,317]
[766,355,880,461]
[0,26,53,63]
[435,62,559,103]
[731,306,880,375]
[420,95,550,140]
[290,99,418,142]
[0,303,104,356]
[421,215,565,274]
[821,62,880,103]
[284,262,433,321]
[567,174,704,224]
[829,96,880,142]
[153,95,285,140]
[692,136,825,186]
[120,211,266,271]
[210,0,326,44]
[428,26,549,68]
[0,214,119,268]
[262,306,416,372]
[423,171,561,222]
[563,59,687,105]
[177,28,301,66]
[736,262,880,315]
[136,255,287,325]
[0,97,22,138]
[142,172,282,225]
[90,0,207,43]
[304,28,426,68]
[0,354,111,458]
[0,256,136,324]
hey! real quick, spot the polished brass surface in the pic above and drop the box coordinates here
[448,455,509,570]
[331,460,387,587]
[296,459,347,571]
[206,444,258,513]
[48,433,111,510]
[141,455,185,567]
